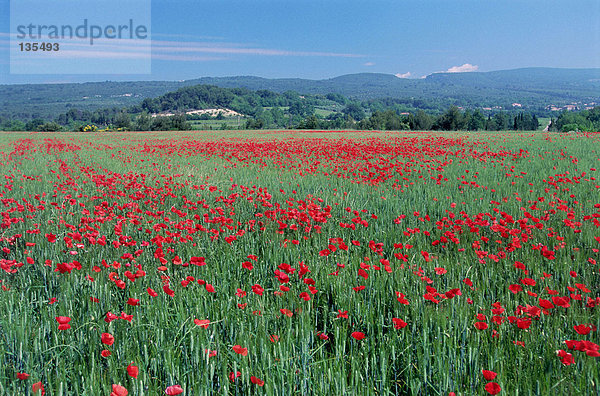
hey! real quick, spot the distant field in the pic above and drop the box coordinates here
[189,118,244,130]
[0,130,598,395]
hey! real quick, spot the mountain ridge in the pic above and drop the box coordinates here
[1,67,598,119]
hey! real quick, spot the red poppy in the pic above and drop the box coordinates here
[280,308,293,317]
[573,324,591,335]
[351,331,365,340]
[127,298,139,306]
[165,385,184,395]
[163,284,175,297]
[509,284,522,294]
[111,384,128,396]
[516,318,531,329]
[435,267,447,275]
[229,371,241,382]
[32,382,45,395]
[474,322,488,330]
[101,332,115,346]
[251,376,265,386]
[127,362,139,378]
[557,350,574,365]
[194,319,210,328]
[55,316,71,330]
[17,372,30,380]
[392,318,408,329]
[552,296,571,308]
[251,284,264,296]
[232,345,248,356]
[101,349,112,357]
[482,370,497,380]
[485,382,501,395]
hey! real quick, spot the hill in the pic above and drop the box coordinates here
[1,68,599,119]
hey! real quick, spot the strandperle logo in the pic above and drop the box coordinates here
[10,0,151,75]
[15,19,149,45]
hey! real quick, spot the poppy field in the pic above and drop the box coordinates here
[0,130,599,395]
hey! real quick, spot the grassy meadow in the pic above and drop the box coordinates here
[0,130,598,395]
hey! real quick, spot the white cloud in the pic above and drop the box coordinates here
[445,63,479,73]
[150,39,364,58]
[364,62,375,66]
[395,72,412,78]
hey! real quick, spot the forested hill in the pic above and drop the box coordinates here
[1,67,599,119]
[188,68,600,102]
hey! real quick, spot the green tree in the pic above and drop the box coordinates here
[342,102,366,121]
[467,109,486,130]
[134,113,152,131]
[435,106,466,130]
[113,111,132,130]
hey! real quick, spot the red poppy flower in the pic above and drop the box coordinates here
[351,331,365,340]
[229,371,241,382]
[573,324,592,335]
[251,284,264,296]
[474,322,488,330]
[392,318,408,329]
[32,382,45,395]
[557,350,574,365]
[126,362,139,378]
[194,319,210,328]
[101,349,112,357]
[101,332,115,346]
[163,284,175,297]
[509,284,522,294]
[482,370,497,380]
[127,298,139,306]
[165,385,184,395]
[111,384,128,396]
[17,372,30,380]
[552,296,571,308]
[485,382,501,395]
[55,316,71,330]
[280,308,293,317]
[251,376,265,386]
[232,345,248,356]
[516,318,531,329]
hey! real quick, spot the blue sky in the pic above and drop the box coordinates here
[1,0,599,84]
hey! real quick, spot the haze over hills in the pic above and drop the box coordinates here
[1,67,599,120]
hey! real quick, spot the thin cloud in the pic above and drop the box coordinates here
[395,72,411,78]
[151,39,364,58]
[445,63,479,73]
[364,62,375,66]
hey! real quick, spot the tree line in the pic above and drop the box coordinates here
[2,82,596,132]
